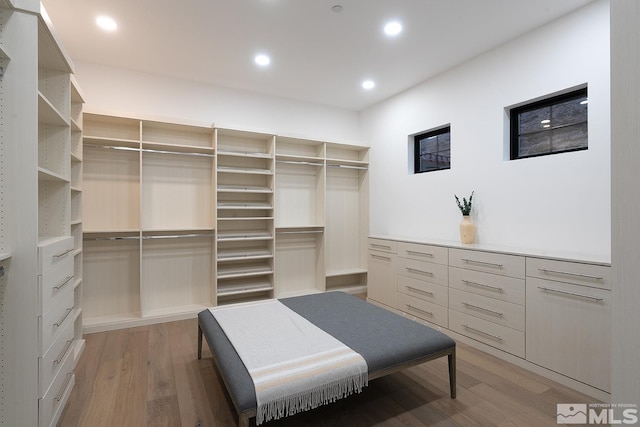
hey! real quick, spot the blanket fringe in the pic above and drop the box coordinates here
[256,371,368,425]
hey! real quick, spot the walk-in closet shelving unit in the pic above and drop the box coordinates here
[215,128,276,304]
[82,113,216,332]
[324,143,369,293]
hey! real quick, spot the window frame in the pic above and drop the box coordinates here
[510,87,588,160]
[413,125,451,174]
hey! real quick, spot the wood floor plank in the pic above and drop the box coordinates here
[111,328,149,427]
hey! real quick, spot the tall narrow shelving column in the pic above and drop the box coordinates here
[325,143,369,293]
[215,129,275,304]
[274,137,326,297]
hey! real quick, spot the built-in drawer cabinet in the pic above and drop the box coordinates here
[397,292,448,328]
[397,257,448,286]
[39,317,74,397]
[526,276,611,392]
[38,349,75,427]
[526,257,611,290]
[449,248,525,279]
[449,267,525,305]
[397,275,448,307]
[367,239,397,308]
[449,310,525,358]
[449,288,525,331]
[397,242,448,265]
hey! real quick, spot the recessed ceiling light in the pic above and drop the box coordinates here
[254,54,271,67]
[96,15,118,32]
[362,80,375,90]
[331,5,343,13]
[384,20,402,37]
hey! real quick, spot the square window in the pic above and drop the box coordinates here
[510,88,588,160]
[414,126,451,173]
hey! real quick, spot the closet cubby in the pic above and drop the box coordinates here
[275,229,325,297]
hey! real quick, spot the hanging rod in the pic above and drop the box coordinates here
[327,163,368,170]
[276,160,324,167]
[83,235,140,241]
[276,230,324,235]
[86,144,214,158]
[142,233,215,240]
[142,148,214,158]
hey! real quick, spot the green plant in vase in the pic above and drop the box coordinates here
[454,191,475,243]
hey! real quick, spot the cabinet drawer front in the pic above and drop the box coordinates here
[39,318,74,397]
[397,257,448,286]
[368,238,397,254]
[449,288,525,331]
[398,242,448,265]
[38,255,74,316]
[397,293,448,328]
[526,277,611,391]
[526,257,611,290]
[38,237,74,275]
[39,285,74,356]
[449,310,525,358]
[397,275,448,307]
[449,267,525,305]
[449,248,525,278]
[39,349,75,427]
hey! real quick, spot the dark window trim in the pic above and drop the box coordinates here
[510,87,588,160]
[414,125,451,174]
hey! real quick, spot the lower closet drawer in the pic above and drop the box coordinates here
[39,348,75,427]
[449,310,525,358]
[449,288,525,331]
[397,292,448,328]
[39,317,74,397]
[397,275,448,307]
[39,285,74,355]
[38,255,74,316]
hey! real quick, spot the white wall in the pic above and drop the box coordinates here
[361,0,611,259]
[73,61,362,145]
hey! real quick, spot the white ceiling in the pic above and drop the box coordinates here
[41,0,595,111]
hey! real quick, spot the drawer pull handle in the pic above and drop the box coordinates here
[462,279,504,293]
[406,250,434,258]
[462,324,503,342]
[462,302,504,317]
[54,308,74,327]
[537,286,604,302]
[406,304,433,317]
[371,254,391,261]
[53,275,74,291]
[370,244,391,250]
[53,248,74,259]
[406,267,434,276]
[54,373,73,402]
[54,340,74,365]
[537,268,603,281]
[461,258,503,268]
[406,286,434,296]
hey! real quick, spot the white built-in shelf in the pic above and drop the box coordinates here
[217,231,273,241]
[0,42,10,60]
[70,118,82,132]
[217,281,274,296]
[0,252,12,262]
[217,185,272,193]
[326,267,368,277]
[217,166,273,175]
[217,149,272,159]
[70,186,81,192]
[217,265,273,279]
[141,141,214,156]
[38,92,69,127]
[144,304,209,319]
[217,248,273,262]
[217,201,273,209]
[38,167,69,182]
[70,152,82,162]
[326,160,369,170]
[276,155,324,165]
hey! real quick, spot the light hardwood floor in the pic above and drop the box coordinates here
[58,317,599,427]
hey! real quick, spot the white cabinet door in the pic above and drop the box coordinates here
[526,277,611,392]
[367,250,396,308]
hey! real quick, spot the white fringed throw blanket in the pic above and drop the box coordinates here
[210,300,368,425]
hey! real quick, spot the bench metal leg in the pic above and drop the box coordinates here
[198,323,203,360]
[448,348,457,399]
